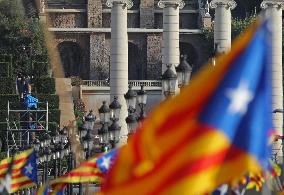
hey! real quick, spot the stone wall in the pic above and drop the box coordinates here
[146,34,162,79]
[88,0,102,27]
[140,0,154,28]
[49,13,86,28]
[89,34,109,80]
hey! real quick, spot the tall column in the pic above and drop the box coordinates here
[158,0,184,73]
[261,1,284,163]
[106,0,133,145]
[210,0,236,53]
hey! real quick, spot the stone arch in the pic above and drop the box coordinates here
[57,41,85,78]
[128,41,145,80]
[179,42,198,71]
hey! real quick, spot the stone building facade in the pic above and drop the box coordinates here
[44,0,210,80]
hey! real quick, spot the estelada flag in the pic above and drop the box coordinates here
[101,19,273,195]
[0,149,37,193]
[42,149,117,195]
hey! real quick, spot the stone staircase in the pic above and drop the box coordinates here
[55,78,75,127]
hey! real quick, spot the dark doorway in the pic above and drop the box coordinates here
[128,42,145,80]
[180,42,198,69]
[58,41,84,78]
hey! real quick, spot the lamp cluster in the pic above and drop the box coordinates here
[98,97,122,150]
[162,55,193,97]
[124,85,148,136]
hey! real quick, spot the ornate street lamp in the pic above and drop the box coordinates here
[176,55,192,88]
[210,43,219,66]
[108,118,121,148]
[161,64,177,97]
[137,85,147,121]
[32,138,40,152]
[82,130,93,159]
[59,128,68,143]
[124,85,137,112]
[98,123,109,144]
[126,110,138,136]
[40,132,51,147]
[85,110,96,130]
[52,130,60,144]
[99,101,110,124]
[109,96,122,120]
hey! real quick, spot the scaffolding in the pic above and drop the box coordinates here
[5,100,49,157]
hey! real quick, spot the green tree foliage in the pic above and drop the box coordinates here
[0,0,49,77]
[202,17,256,58]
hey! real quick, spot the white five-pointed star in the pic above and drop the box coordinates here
[101,156,111,170]
[0,174,12,192]
[24,163,33,175]
[226,80,253,114]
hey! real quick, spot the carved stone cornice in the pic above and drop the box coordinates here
[106,0,133,9]
[157,0,185,9]
[261,0,284,9]
[210,0,237,10]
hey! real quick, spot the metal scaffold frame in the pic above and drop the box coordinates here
[5,100,49,157]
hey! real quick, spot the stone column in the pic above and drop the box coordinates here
[261,0,284,162]
[158,0,185,73]
[106,0,133,145]
[210,0,236,53]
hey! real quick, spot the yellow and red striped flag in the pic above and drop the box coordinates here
[0,149,37,193]
[101,20,273,195]
[44,156,103,194]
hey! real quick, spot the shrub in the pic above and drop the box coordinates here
[73,98,86,118]
[0,95,20,110]
[32,55,49,78]
[36,94,59,109]
[49,109,61,124]
[0,77,15,94]
[0,110,19,122]
[36,109,60,124]
[33,77,55,94]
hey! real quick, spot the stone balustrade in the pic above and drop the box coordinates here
[82,80,162,89]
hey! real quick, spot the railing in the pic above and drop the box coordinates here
[82,80,162,87]
[82,80,109,87]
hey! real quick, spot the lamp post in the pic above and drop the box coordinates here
[210,43,219,66]
[85,110,96,131]
[109,96,122,120]
[124,85,137,113]
[82,130,93,159]
[109,97,122,148]
[99,101,110,124]
[137,86,147,121]
[175,55,192,88]
[98,101,111,151]
[161,64,177,98]
[125,110,138,137]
